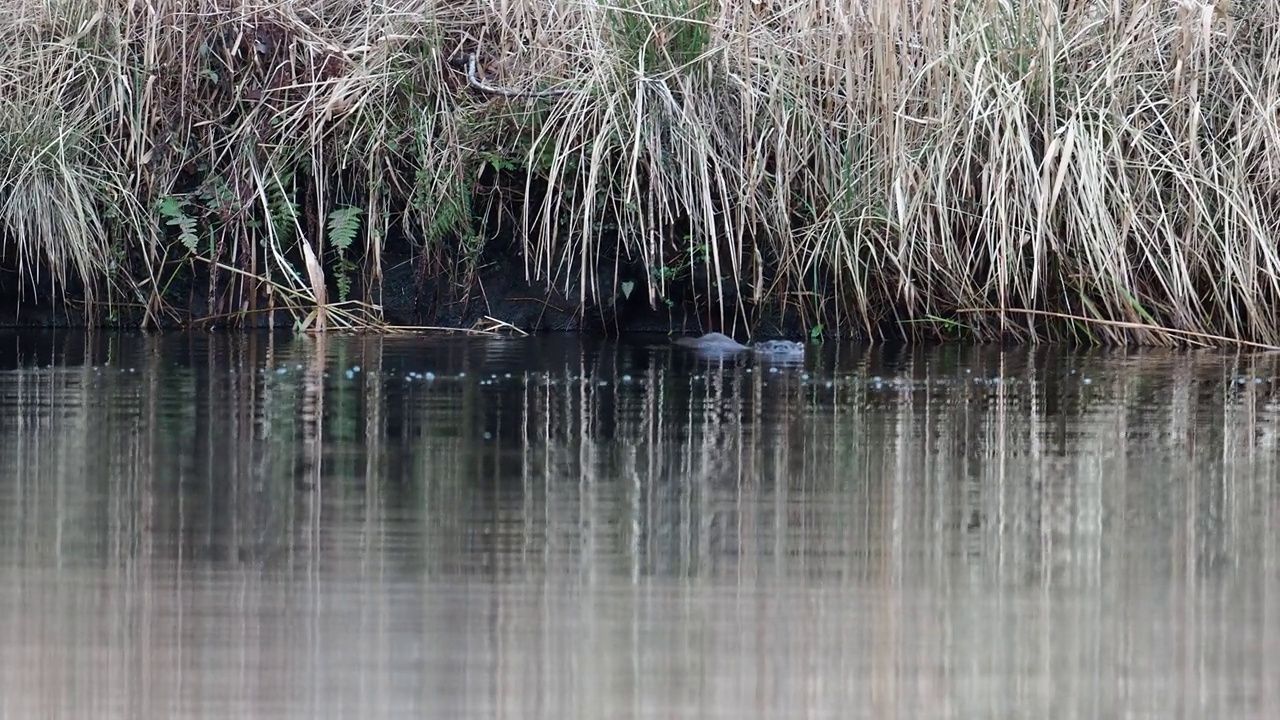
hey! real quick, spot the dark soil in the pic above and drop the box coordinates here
[0,235,819,339]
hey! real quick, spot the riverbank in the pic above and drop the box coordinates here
[1,0,1273,345]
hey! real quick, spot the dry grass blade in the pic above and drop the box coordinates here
[0,0,1277,345]
[299,238,329,333]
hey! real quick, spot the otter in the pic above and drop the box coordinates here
[673,332,806,361]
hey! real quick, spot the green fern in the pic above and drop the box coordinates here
[334,256,358,303]
[327,206,363,251]
[198,175,237,214]
[156,195,199,252]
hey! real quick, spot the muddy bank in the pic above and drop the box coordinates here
[0,234,826,339]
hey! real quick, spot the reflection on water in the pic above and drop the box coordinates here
[0,331,1277,719]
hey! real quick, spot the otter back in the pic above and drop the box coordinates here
[672,332,749,353]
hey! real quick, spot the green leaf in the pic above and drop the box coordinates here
[156,196,198,252]
[157,196,183,218]
[327,206,363,251]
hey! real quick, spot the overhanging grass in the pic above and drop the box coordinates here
[0,0,1276,344]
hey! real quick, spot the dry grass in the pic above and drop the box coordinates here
[0,0,1277,344]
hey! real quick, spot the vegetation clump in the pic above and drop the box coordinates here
[0,0,1275,345]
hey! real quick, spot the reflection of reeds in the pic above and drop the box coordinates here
[1,338,1276,575]
[3,1,1279,341]
[0,339,1277,717]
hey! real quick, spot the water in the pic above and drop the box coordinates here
[0,331,1276,719]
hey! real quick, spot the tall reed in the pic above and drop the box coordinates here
[0,0,1274,343]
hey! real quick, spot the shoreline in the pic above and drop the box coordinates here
[0,0,1271,346]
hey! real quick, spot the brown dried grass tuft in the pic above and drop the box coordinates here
[1,0,1277,344]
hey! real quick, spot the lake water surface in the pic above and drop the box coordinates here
[0,331,1276,719]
